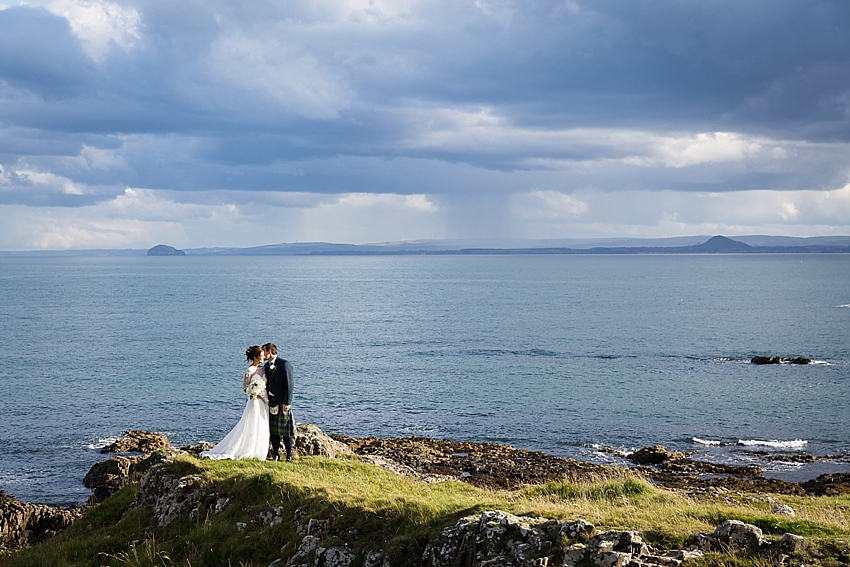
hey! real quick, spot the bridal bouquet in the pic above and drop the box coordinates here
[245,377,265,400]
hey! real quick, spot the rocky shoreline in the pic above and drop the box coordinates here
[3,426,850,553]
[330,435,850,497]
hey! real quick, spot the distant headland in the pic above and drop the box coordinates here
[3,235,850,256]
[174,234,850,256]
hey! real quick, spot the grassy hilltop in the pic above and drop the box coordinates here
[1,453,849,567]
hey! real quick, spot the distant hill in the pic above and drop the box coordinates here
[4,235,849,256]
[147,244,185,256]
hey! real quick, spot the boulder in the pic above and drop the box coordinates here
[628,446,687,465]
[0,491,82,550]
[83,455,144,504]
[771,504,795,517]
[131,466,205,526]
[294,423,354,458]
[779,533,806,554]
[560,519,595,543]
[685,532,715,553]
[712,520,763,551]
[84,449,175,504]
[101,430,171,454]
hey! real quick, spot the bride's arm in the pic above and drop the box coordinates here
[242,368,252,391]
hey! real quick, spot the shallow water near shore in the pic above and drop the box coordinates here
[1,254,849,505]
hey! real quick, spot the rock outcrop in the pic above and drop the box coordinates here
[101,430,171,454]
[295,423,353,459]
[800,473,850,496]
[331,435,615,489]
[84,455,146,504]
[132,467,207,527]
[0,491,82,550]
[84,451,175,504]
[627,445,688,464]
[419,512,812,567]
[124,461,813,567]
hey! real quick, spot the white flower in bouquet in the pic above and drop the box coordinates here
[245,377,265,400]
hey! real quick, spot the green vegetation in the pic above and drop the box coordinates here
[2,454,849,567]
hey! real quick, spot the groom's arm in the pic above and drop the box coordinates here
[283,361,294,407]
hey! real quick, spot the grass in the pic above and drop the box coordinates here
[2,454,849,567]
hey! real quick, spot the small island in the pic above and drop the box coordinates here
[146,244,186,256]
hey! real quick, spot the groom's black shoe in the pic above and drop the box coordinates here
[286,456,293,463]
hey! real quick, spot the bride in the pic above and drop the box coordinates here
[201,346,270,460]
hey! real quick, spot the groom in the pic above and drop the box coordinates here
[263,343,295,462]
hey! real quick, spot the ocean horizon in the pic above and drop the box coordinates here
[1,253,849,506]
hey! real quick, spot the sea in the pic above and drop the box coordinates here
[1,254,848,506]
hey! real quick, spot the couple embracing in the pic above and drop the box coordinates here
[201,343,295,462]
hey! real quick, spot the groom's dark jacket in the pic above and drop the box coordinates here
[265,357,293,407]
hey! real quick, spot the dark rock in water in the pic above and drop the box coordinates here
[102,430,171,453]
[799,473,850,496]
[751,356,811,365]
[147,244,185,256]
[0,490,82,550]
[628,445,688,464]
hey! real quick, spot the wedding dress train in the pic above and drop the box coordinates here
[201,367,270,461]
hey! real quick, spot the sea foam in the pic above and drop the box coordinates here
[87,436,120,450]
[692,437,723,446]
[737,439,808,449]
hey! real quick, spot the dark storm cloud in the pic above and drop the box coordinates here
[1,0,849,207]
[0,7,95,97]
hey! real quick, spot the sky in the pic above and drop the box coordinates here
[1,0,850,250]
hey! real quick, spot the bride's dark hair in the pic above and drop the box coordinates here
[245,345,263,364]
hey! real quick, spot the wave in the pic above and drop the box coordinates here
[585,443,633,457]
[692,437,724,446]
[737,439,808,449]
[87,436,119,450]
[465,348,560,358]
[839,304,850,309]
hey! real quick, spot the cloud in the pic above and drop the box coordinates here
[513,190,588,219]
[504,183,850,240]
[207,31,354,119]
[46,0,141,62]
[0,187,445,249]
[0,6,94,96]
[1,0,849,248]
[4,183,850,250]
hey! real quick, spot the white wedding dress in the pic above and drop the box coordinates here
[201,365,270,460]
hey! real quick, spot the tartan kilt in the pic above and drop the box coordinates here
[270,406,295,437]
